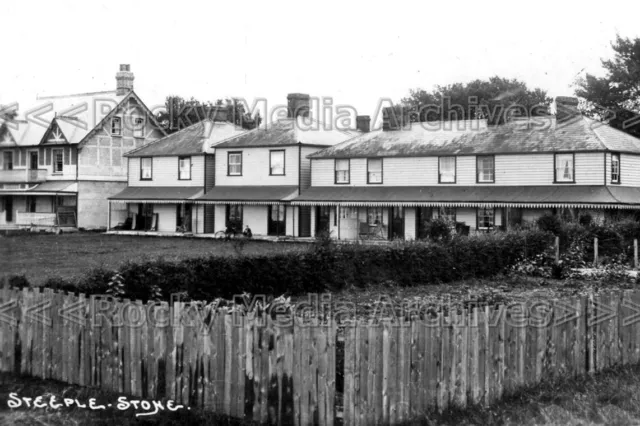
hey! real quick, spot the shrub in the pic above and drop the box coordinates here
[423,217,453,241]
[537,213,563,235]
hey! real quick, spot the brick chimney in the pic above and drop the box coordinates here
[383,106,410,131]
[555,96,580,122]
[116,64,134,96]
[356,115,371,132]
[287,93,310,118]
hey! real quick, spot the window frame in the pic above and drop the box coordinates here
[269,149,286,176]
[3,151,14,170]
[111,116,123,137]
[178,156,192,181]
[611,152,621,184]
[476,155,495,184]
[227,151,243,176]
[140,157,153,181]
[367,158,383,184]
[334,158,350,184]
[52,148,64,174]
[554,153,575,184]
[476,207,495,230]
[133,117,145,139]
[438,156,457,184]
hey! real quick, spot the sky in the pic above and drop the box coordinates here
[2,0,640,124]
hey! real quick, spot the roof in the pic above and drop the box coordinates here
[308,116,640,159]
[196,186,299,204]
[0,181,77,196]
[214,116,358,149]
[109,186,203,203]
[125,119,247,157]
[291,185,640,208]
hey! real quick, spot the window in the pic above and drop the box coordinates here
[611,153,620,184]
[367,158,383,184]
[226,204,243,230]
[476,155,495,183]
[270,150,285,175]
[133,117,145,138]
[367,207,384,225]
[140,157,152,180]
[439,156,456,183]
[477,207,495,229]
[3,152,13,170]
[335,159,350,184]
[178,156,191,180]
[53,149,63,173]
[228,152,242,176]
[554,153,574,183]
[111,117,122,136]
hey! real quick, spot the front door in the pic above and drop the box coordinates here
[268,205,286,236]
[226,205,243,232]
[5,196,13,222]
[390,207,404,240]
[316,206,331,235]
[415,207,433,240]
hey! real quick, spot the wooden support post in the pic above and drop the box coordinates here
[107,201,111,231]
[555,236,560,264]
[634,239,638,270]
[594,237,598,267]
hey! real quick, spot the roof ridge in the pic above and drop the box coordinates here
[583,116,613,151]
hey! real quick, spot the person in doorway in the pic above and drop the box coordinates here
[243,225,253,238]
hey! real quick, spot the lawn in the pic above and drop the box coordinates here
[0,233,309,285]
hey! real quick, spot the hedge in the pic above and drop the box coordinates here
[31,230,553,302]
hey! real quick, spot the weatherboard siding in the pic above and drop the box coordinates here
[216,147,299,186]
[127,156,205,187]
[620,154,640,186]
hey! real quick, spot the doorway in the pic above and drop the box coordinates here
[389,207,404,240]
[268,205,286,236]
[4,196,13,222]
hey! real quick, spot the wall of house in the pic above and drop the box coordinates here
[153,204,177,232]
[109,202,129,228]
[0,196,26,225]
[215,147,299,186]
[77,181,126,229]
[244,206,268,235]
[0,146,78,182]
[620,154,640,186]
[300,146,323,190]
[311,153,607,187]
[127,156,205,187]
[404,207,416,240]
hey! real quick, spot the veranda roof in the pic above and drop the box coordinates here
[108,186,203,204]
[195,186,299,205]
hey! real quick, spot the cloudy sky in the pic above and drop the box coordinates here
[2,0,639,121]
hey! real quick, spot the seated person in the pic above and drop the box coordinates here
[243,225,253,238]
[224,225,237,240]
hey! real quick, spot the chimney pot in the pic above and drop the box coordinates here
[287,93,310,119]
[116,64,134,96]
[356,115,371,132]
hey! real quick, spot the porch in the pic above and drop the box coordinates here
[0,181,78,229]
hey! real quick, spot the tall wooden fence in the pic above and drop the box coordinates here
[1,286,640,425]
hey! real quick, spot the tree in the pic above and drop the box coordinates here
[401,76,551,122]
[575,35,640,136]
[156,96,261,134]
[0,106,17,141]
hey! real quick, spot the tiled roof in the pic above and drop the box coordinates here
[292,185,640,208]
[125,119,247,157]
[215,117,358,149]
[196,186,299,203]
[308,116,640,159]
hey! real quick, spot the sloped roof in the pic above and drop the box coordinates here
[308,116,640,159]
[196,186,299,203]
[215,116,358,149]
[109,186,203,202]
[292,185,640,208]
[125,119,247,157]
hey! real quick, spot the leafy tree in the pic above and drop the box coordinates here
[575,35,640,136]
[401,76,551,122]
[0,106,17,141]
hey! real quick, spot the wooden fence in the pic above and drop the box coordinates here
[1,286,640,425]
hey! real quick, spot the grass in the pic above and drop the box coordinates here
[0,233,308,285]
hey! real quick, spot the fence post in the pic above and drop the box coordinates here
[634,239,638,270]
[555,236,560,264]
[594,238,598,267]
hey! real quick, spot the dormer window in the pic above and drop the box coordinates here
[111,117,122,136]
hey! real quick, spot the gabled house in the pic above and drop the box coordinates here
[0,65,165,229]
[191,93,361,237]
[107,118,248,233]
[292,97,640,241]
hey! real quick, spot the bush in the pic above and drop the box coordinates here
[537,213,563,235]
[423,217,453,241]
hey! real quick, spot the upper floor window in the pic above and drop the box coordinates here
[611,153,620,184]
[52,149,63,173]
[335,159,350,184]
[228,152,242,176]
[477,207,495,230]
[555,153,574,183]
[270,150,285,175]
[133,117,145,138]
[439,156,456,183]
[367,158,383,184]
[476,155,495,183]
[140,157,152,180]
[178,156,191,180]
[111,117,122,136]
[3,152,13,170]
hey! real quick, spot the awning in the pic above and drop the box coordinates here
[0,181,77,196]
[195,186,299,205]
[291,186,640,209]
[109,186,204,204]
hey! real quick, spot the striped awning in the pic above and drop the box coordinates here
[194,186,299,205]
[108,186,203,204]
[291,186,640,209]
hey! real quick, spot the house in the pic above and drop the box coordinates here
[107,117,248,233]
[191,93,362,237]
[0,65,165,229]
[292,97,640,241]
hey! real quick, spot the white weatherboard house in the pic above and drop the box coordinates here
[107,118,248,233]
[192,93,361,237]
[0,65,165,229]
[292,97,640,241]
